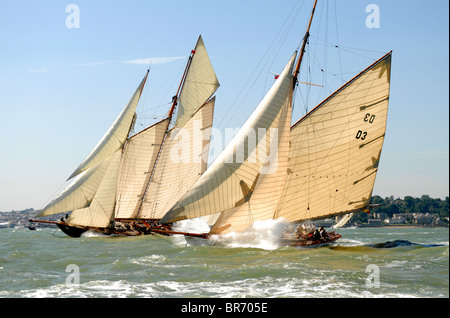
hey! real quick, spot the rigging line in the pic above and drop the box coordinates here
[135,48,196,219]
[158,57,190,108]
[309,37,382,62]
[216,0,305,131]
[333,0,343,84]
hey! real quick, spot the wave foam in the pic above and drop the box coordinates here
[209,218,292,250]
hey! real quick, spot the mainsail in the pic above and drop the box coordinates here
[275,52,391,223]
[208,52,391,236]
[139,98,215,219]
[114,119,171,219]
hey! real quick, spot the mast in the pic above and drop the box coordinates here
[293,0,318,85]
[122,68,150,152]
[168,47,197,118]
[134,45,197,218]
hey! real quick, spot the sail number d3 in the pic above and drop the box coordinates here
[355,130,367,140]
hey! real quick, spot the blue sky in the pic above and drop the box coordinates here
[0,0,448,211]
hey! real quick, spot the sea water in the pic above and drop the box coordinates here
[0,223,448,299]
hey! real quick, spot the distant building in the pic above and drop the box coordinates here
[413,213,437,225]
[390,214,407,224]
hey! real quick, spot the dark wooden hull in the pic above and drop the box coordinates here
[30,219,164,238]
[56,223,143,237]
[56,223,89,237]
[31,219,341,246]
[286,233,342,247]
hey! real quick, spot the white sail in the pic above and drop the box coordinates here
[161,52,297,224]
[37,158,111,217]
[68,74,147,180]
[66,150,122,228]
[332,213,353,229]
[209,93,292,235]
[139,98,215,219]
[119,36,219,221]
[175,35,220,128]
[37,73,149,217]
[114,119,170,219]
[274,52,392,222]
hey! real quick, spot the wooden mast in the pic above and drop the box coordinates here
[168,39,199,118]
[134,40,198,219]
[122,68,150,153]
[293,0,318,84]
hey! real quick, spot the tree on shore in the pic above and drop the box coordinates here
[351,195,449,224]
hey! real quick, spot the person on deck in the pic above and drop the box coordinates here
[312,229,321,241]
[319,226,328,240]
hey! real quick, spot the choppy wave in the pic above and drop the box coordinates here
[0,226,448,298]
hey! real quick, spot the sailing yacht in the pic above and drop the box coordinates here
[31,1,392,246]
[157,0,392,247]
[30,36,220,237]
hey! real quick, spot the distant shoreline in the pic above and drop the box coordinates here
[351,224,448,229]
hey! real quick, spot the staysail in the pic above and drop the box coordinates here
[209,92,292,235]
[36,71,150,226]
[161,52,298,224]
[66,150,122,228]
[67,74,148,180]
